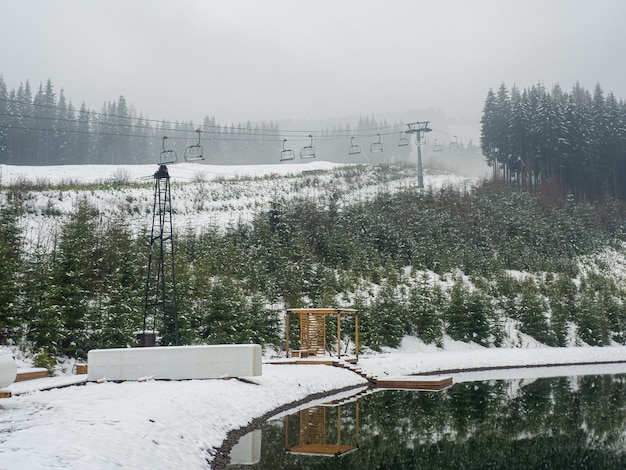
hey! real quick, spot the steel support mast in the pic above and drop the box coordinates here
[143,164,179,346]
[405,121,432,188]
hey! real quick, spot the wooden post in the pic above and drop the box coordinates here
[337,312,341,359]
[355,313,359,359]
[285,311,290,357]
[336,406,341,443]
[356,401,360,444]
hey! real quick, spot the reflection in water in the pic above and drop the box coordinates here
[227,374,626,469]
[229,430,262,466]
[284,402,359,457]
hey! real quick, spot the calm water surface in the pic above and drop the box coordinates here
[227,373,626,469]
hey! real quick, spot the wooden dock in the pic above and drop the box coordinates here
[267,358,453,391]
[376,375,453,391]
[267,356,358,366]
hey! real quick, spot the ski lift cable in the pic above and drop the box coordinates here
[429,126,473,142]
[0,96,417,144]
[0,97,406,139]
[0,98,406,142]
[0,97,402,137]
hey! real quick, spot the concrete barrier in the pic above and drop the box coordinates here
[87,344,262,382]
[0,354,17,388]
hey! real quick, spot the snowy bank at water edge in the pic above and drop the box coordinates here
[3,340,626,469]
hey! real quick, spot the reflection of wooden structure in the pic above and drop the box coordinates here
[285,308,358,360]
[285,404,359,457]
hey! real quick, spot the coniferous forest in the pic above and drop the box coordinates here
[0,169,625,360]
[481,82,626,201]
[1,79,626,363]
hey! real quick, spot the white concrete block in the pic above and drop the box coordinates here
[87,344,262,381]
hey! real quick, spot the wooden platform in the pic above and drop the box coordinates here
[268,356,358,366]
[289,349,319,358]
[0,390,11,399]
[376,375,453,391]
[287,444,357,456]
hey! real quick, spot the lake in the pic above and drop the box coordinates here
[226,372,626,469]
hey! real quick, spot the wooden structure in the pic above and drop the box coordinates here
[14,369,48,382]
[285,404,358,457]
[376,375,453,391]
[285,308,358,360]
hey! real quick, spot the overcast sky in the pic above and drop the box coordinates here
[2,0,625,128]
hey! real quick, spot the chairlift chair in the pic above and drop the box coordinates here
[398,132,409,147]
[300,134,316,159]
[449,136,459,151]
[280,139,296,161]
[348,136,361,155]
[159,136,177,164]
[183,129,205,162]
[370,133,383,153]
[433,138,443,152]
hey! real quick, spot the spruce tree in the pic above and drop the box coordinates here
[0,205,22,343]
[54,197,99,356]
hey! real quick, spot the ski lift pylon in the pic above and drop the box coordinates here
[348,136,361,155]
[280,139,296,161]
[300,134,315,159]
[398,132,409,147]
[370,133,383,153]
[160,136,177,164]
[183,129,204,162]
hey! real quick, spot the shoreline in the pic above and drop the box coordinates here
[208,347,626,469]
[209,382,369,470]
[4,344,626,469]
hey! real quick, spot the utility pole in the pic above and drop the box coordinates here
[405,121,432,188]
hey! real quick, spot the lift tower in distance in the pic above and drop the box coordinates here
[405,121,432,189]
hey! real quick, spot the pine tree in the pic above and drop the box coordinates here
[445,278,472,342]
[517,283,553,345]
[75,103,92,163]
[0,206,22,343]
[0,76,8,162]
[407,274,443,346]
[54,197,99,356]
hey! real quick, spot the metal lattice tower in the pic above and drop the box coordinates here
[142,164,179,346]
[405,121,432,188]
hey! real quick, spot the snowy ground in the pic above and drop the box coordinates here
[3,337,626,469]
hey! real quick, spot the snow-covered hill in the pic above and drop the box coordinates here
[1,161,478,250]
